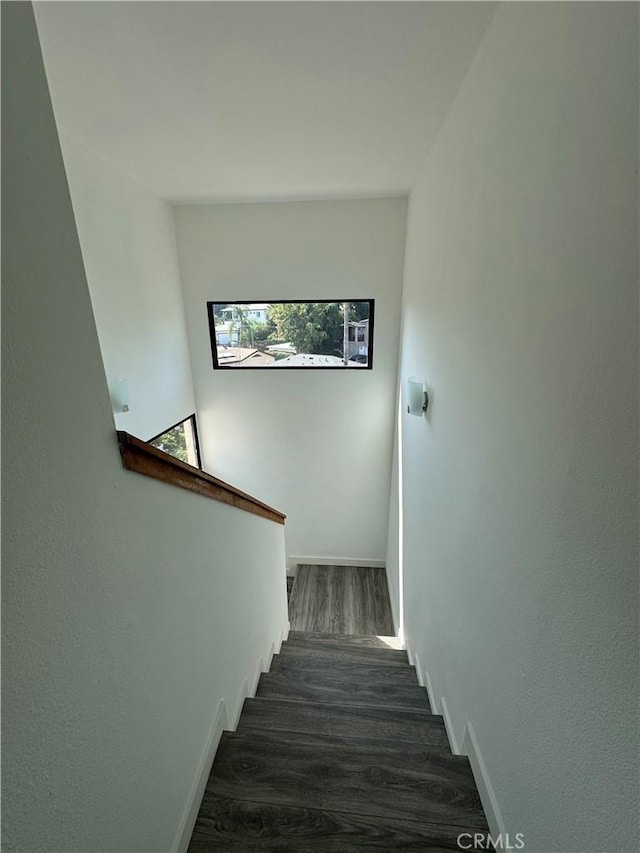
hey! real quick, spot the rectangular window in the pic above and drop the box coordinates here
[148,414,201,468]
[207,300,374,369]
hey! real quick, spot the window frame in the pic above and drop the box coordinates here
[206,299,375,371]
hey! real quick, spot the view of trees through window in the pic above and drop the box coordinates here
[149,415,201,467]
[207,300,374,369]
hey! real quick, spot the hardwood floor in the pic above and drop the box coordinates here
[280,636,408,666]
[188,567,489,852]
[288,629,404,650]
[257,656,430,710]
[189,797,486,853]
[206,728,485,827]
[238,698,451,748]
[289,565,395,635]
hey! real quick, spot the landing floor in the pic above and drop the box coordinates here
[288,565,395,636]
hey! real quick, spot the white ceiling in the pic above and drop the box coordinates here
[34,1,496,203]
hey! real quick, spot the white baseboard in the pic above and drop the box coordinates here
[287,555,386,572]
[406,645,439,720]
[257,624,288,682]
[401,641,504,840]
[438,695,460,755]
[462,722,505,838]
[174,620,289,852]
[236,625,289,725]
[174,700,228,853]
[413,651,425,687]
[423,667,439,716]
[406,644,415,667]
[232,679,251,730]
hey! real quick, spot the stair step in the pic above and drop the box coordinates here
[288,630,404,650]
[259,654,429,711]
[205,728,488,830]
[238,696,450,751]
[189,795,491,852]
[282,635,408,666]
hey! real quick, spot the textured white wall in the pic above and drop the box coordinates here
[2,6,288,851]
[58,132,197,441]
[173,199,406,563]
[390,3,639,851]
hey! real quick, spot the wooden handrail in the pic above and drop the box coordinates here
[117,431,286,525]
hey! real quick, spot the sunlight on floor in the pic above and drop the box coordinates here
[376,635,405,650]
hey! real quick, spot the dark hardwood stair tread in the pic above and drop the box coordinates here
[268,653,419,684]
[256,672,429,712]
[258,657,429,711]
[288,630,403,649]
[221,725,457,759]
[241,693,437,719]
[238,697,449,750]
[205,728,488,829]
[189,795,491,853]
[189,568,490,851]
[281,638,408,666]
[228,725,450,756]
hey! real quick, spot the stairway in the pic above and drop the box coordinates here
[188,630,491,851]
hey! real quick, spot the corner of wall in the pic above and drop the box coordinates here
[387,588,400,637]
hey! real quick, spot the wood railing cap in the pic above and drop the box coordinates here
[117,431,286,525]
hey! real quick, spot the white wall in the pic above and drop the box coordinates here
[57,131,197,441]
[389,3,639,851]
[2,6,288,852]
[173,199,407,564]
[385,400,402,633]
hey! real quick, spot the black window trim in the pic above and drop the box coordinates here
[206,299,375,371]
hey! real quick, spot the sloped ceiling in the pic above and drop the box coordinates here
[35,1,496,202]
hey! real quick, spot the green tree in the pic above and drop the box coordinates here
[253,318,276,343]
[269,302,343,355]
[150,424,188,463]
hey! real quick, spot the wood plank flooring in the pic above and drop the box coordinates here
[288,629,404,650]
[280,637,408,666]
[258,656,430,711]
[189,797,487,853]
[289,565,395,635]
[238,697,451,748]
[206,728,486,827]
[188,567,489,852]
